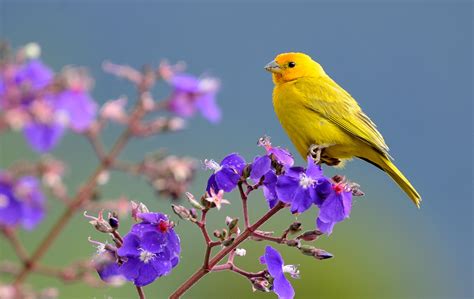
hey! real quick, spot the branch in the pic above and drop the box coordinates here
[1,227,29,262]
[169,201,285,299]
[13,99,147,286]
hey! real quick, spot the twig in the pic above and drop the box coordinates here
[13,98,147,286]
[237,182,250,228]
[1,227,29,262]
[169,201,285,299]
[136,286,146,299]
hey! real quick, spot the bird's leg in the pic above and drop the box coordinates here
[308,144,324,164]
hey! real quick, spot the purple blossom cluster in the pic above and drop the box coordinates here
[0,49,98,152]
[0,172,45,230]
[0,44,222,154]
[89,208,181,287]
[205,136,354,235]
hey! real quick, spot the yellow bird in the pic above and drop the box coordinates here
[265,52,421,207]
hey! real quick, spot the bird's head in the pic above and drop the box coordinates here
[265,52,326,84]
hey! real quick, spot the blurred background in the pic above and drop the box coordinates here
[0,1,472,298]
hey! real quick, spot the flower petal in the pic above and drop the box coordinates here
[117,233,141,257]
[318,191,346,223]
[195,93,221,123]
[220,153,246,173]
[290,188,314,214]
[55,91,97,131]
[316,217,335,235]
[269,147,294,167]
[134,262,159,286]
[315,179,332,206]
[23,122,65,153]
[140,231,166,253]
[306,157,323,179]
[264,246,284,278]
[215,167,240,192]
[119,257,141,281]
[273,274,295,299]
[250,155,271,181]
[276,175,299,204]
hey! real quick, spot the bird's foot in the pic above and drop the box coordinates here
[308,144,325,164]
[309,144,341,166]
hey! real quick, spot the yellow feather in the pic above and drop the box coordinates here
[268,52,421,207]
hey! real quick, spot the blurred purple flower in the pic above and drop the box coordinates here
[55,90,97,131]
[22,90,97,153]
[23,122,65,153]
[14,59,53,91]
[205,153,246,193]
[261,246,296,299]
[117,212,180,286]
[316,183,352,235]
[0,175,45,230]
[167,74,221,123]
[89,239,125,285]
[276,157,329,214]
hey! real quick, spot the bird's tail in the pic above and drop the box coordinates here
[374,155,421,208]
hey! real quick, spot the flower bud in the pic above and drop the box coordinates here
[313,249,334,260]
[242,164,252,179]
[108,212,119,230]
[296,230,323,241]
[288,222,302,234]
[299,244,317,256]
[222,237,235,247]
[251,277,271,293]
[131,201,149,221]
[213,230,222,239]
[171,204,196,222]
[285,239,301,247]
[84,211,114,233]
[226,217,239,235]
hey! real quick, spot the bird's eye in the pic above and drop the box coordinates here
[288,62,296,68]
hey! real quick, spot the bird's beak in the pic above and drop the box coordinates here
[264,60,282,73]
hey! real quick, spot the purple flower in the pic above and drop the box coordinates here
[316,183,353,235]
[14,59,53,91]
[23,122,65,153]
[261,246,296,299]
[0,175,45,230]
[257,136,294,168]
[95,250,123,284]
[262,170,278,208]
[118,213,180,286]
[55,90,97,131]
[22,90,97,153]
[276,157,329,214]
[205,153,246,193]
[167,74,221,123]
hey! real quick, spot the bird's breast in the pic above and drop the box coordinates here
[272,82,356,159]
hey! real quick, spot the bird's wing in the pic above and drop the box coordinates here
[299,76,391,158]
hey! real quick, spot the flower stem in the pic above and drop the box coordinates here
[136,286,146,299]
[169,201,285,298]
[1,227,29,262]
[12,104,145,286]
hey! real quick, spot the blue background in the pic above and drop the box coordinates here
[1,1,472,298]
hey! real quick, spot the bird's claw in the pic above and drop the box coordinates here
[309,144,324,164]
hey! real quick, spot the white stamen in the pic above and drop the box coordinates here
[204,159,222,173]
[299,173,315,189]
[282,265,300,279]
[235,248,246,257]
[139,249,156,264]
